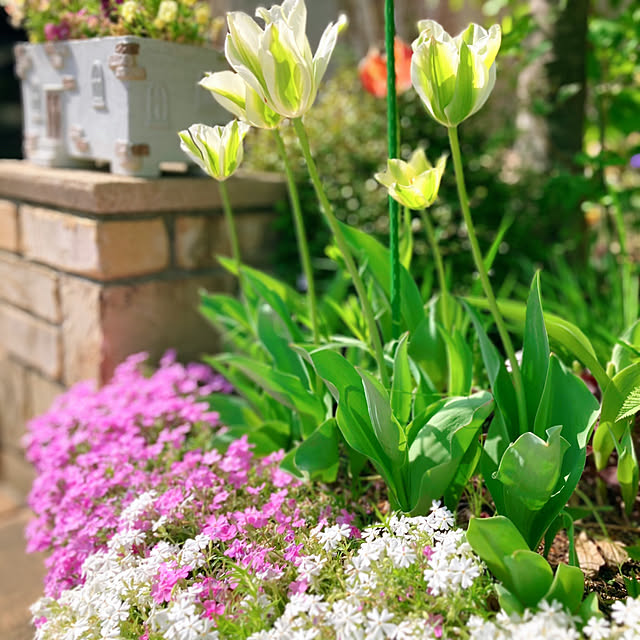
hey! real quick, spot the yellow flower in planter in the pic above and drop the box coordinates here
[411,20,501,128]
[120,1,139,23]
[224,0,347,118]
[194,3,210,26]
[157,0,178,24]
[375,149,447,210]
[178,120,251,181]
[199,71,283,130]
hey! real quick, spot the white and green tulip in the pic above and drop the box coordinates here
[375,149,447,210]
[224,0,347,119]
[199,70,283,130]
[411,20,501,128]
[178,120,250,181]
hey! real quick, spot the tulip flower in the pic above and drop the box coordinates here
[224,0,347,118]
[375,149,447,210]
[411,20,501,128]
[199,71,283,130]
[358,37,412,99]
[178,120,250,181]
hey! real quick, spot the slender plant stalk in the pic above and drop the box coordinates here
[420,209,451,331]
[293,117,389,387]
[385,0,401,339]
[218,179,242,268]
[609,186,636,329]
[272,128,321,343]
[447,126,528,432]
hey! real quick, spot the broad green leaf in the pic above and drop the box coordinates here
[218,257,303,311]
[211,354,324,423]
[593,361,640,469]
[200,291,250,333]
[359,369,405,462]
[407,392,493,513]
[339,221,425,331]
[503,549,554,609]
[495,425,569,512]
[467,516,529,594]
[408,305,447,392]
[210,420,290,456]
[543,562,584,614]
[441,328,473,396]
[465,302,518,441]
[256,306,309,384]
[283,418,340,482]
[520,272,549,427]
[205,393,261,429]
[617,426,639,516]
[612,319,640,373]
[309,349,395,490]
[443,434,482,509]
[480,411,511,515]
[496,584,525,617]
[243,269,304,343]
[465,296,609,391]
[530,357,599,547]
[392,333,413,425]
[578,592,602,624]
[204,357,266,416]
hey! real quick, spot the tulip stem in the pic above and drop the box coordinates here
[385,0,401,340]
[420,209,451,332]
[447,126,528,432]
[218,179,242,272]
[293,117,389,387]
[272,129,321,344]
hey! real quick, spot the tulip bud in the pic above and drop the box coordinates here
[178,120,250,181]
[199,70,283,130]
[375,149,447,210]
[411,20,501,128]
[224,0,347,118]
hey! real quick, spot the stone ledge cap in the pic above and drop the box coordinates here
[0,160,286,215]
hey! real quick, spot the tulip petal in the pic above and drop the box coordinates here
[313,14,347,88]
[226,12,265,84]
[444,40,474,125]
[199,71,248,121]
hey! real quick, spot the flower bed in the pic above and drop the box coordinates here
[23,354,640,639]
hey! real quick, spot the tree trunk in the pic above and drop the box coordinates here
[515,0,590,173]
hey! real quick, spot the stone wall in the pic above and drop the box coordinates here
[0,159,285,497]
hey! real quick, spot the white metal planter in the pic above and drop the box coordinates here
[15,36,229,177]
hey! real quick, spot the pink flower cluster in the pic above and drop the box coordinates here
[24,351,231,596]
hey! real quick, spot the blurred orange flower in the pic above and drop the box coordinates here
[358,37,412,98]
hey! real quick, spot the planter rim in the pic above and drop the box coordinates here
[16,35,223,54]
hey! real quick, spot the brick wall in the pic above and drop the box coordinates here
[0,159,285,497]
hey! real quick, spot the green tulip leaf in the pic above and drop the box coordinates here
[494,425,569,512]
[467,516,529,593]
[465,296,609,391]
[359,369,405,462]
[391,333,414,425]
[520,272,549,427]
[503,549,554,609]
[282,418,340,482]
[617,426,639,516]
[543,562,584,614]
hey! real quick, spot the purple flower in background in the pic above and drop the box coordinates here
[57,20,70,40]
[630,154,640,169]
[43,23,59,41]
